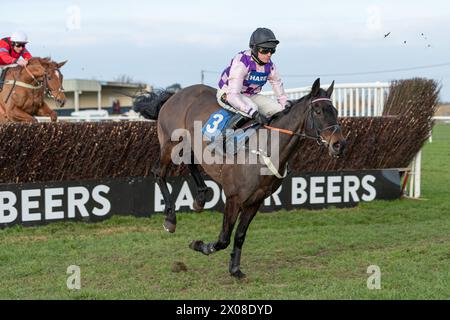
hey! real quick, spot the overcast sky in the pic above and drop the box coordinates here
[2,0,450,101]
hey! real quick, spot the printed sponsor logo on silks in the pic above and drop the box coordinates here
[247,71,269,86]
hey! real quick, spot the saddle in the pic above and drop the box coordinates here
[202,97,261,156]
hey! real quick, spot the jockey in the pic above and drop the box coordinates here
[217,27,289,125]
[0,31,32,91]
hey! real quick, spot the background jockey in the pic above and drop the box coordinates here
[0,31,32,91]
[217,27,289,125]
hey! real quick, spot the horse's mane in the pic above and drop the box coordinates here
[4,57,56,78]
[269,87,329,124]
[271,92,311,120]
[28,57,57,69]
[285,87,329,114]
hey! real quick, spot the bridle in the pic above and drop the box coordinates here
[3,65,64,106]
[43,68,65,105]
[264,97,341,147]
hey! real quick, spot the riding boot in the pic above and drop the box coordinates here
[227,112,247,130]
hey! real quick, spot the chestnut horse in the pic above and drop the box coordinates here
[150,78,346,278]
[0,57,67,123]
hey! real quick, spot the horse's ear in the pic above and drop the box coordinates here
[326,80,335,98]
[311,78,321,97]
[57,60,68,68]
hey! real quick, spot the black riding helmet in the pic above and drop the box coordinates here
[249,27,279,65]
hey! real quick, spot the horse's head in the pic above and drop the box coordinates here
[303,78,346,157]
[44,60,67,108]
[31,58,67,108]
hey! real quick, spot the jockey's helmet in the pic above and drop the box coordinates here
[11,31,28,44]
[249,28,279,49]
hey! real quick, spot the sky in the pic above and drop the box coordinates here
[2,0,450,101]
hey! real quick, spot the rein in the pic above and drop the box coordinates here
[3,65,44,104]
[3,65,43,90]
[2,64,64,106]
[264,97,341,146]
[4,80,42,89]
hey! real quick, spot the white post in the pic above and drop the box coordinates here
[374,87,379,116]
[409,155,415,198]
[97,91,102,110]
[361,88,365,116]
[337,88,342,117]
[343,88,348,116]
[74,90,80,112]
[355,88,360,116]
[349,88,354,116]
[380,86,385,115]
[413,150,422,198]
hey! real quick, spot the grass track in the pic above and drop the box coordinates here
[0,125,449,299]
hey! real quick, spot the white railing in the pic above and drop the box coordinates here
[432,116,450,122]
[262,82,390,117]
[35,115,154,122]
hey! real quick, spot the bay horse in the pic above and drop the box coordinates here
[152,78,346,278]
[0,57,67,123]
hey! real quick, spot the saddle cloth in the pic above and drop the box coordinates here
[0,63,18,70]
[202,108,259,155]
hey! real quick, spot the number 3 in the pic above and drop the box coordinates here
[206,114,224,133]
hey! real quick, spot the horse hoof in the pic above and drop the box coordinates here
[163,220,176,233]
[189,240,204,251]
[230,269,246,279]
[193,200,205,212]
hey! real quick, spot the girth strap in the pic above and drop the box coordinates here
[251,149,288,179]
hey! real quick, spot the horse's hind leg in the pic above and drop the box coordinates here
[153,143,177,233]
[189,196,240,255]
[188,161,208,212]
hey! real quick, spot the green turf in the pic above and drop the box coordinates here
[0,125,449,299]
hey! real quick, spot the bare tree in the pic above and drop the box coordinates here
[114,74,135,84]
[166,83,182,93]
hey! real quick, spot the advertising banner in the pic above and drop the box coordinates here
[0,170,400,228]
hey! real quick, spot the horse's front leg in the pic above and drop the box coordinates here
[6,105,37,123]
[37,101,57,122]
[190,195,241,255]
[228,202,260,279]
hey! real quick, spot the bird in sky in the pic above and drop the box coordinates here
[384,32,391,38]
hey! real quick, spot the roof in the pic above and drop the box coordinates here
[62,79,147,92]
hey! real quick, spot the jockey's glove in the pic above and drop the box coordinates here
[283,101,294,113]
[252,111,269,125]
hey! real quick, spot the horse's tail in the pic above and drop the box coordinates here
[133,90,175,120]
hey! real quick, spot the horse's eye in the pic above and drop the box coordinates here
[315,109,322,115]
